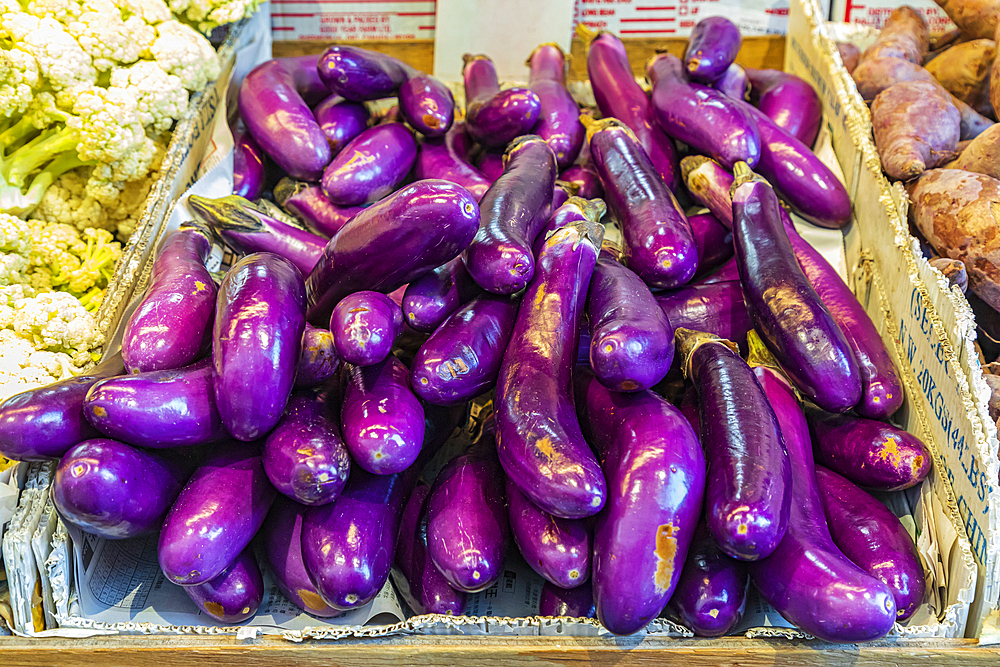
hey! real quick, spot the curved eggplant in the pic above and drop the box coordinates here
[414,123,491,202]
[316,45,412,101]
[689,212,734,278]
[463,54,542,147]
[559,163,603,200]
[539,580,595,618]
[714,63,749,100]
[273,178,365,239]
[746,68,822,147]
[681,155,736,228]
[330,291,404,367]
[184,547,263,624]
[321,123,417,207]
[527,43,584,168]
[684,16,742,83]
[402,257,483,334]
[232,125,266,200]
[695,256,740,285]
[313,95,370,156]
[295,324,341,388]
[656,281,752,349]
[398,72,455,137]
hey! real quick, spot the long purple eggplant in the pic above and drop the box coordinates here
[463,54,542,147]
[0,353,122,461]
[714,63,749,100]
[316,45,412,101]
[188,194,326,277]
[313,95,370,156]
[159,443,276,586]
[816,466,925,621]
[539,581,595,618]
[527,43,584,168]
[478,151,505,183]
[587,245,674,392]
[414,123,491,202]
[321,123,417,207]
[732,163,861,413]
[689,212,734,278]
[52,438,189,539]
[696,257,740,285]
[656,281,752,349]
[748,353,897,642]
[402,257,482,334]
[121,223,216,374]
[647,53,761,170]
[506,478,590,589]
[330,291,403,367]
[496,218,606,519]
[305,179,480,324]
[273,179,364,239]
[746,68,822,147]
[184,547,263,624]
[295,324,341,388]
[214,253,306,441]
[575,368,705,636]
[806,407,932,491]
[577,25,680,191]
[464,135,557,295]
[239,56,331,181]
[681,155,737,228]
[232,125,266,200]
[559,163,603,200]
[83,358,226,448]
[678,329,790,561]
[684,16,742,83]
[398,72,455,137]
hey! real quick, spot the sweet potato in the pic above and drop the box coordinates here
[926,39,995,117]
[837,42,861,74]
[908,168,1000,310]
[932,0,1000,40]
[954,95,995,138]
[852,57,935,101]
[860,7,930,64]
[947,121,1000,178]
[872,81,960,180]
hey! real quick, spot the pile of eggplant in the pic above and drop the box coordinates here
[0,17,934,641]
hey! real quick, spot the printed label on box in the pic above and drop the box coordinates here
[831,0,954,32]
[271,0,436,41]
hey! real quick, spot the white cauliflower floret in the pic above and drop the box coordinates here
[0,213,31,255]
[0,46,40,117]
[0,253,30,286]
[67,0,157,71]
[0,283,33,328]
[67,84,146,164]
[30,169,112,231]
[181,0,255,33]
[0,330,81,402]
[110,60,186,132]
[26,349,79,380]
[119,0,172,24]
[151,19,220,90]
[12,290,103,355]
[17,16,97,91]
[24,0,85,22]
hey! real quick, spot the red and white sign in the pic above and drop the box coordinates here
[271,0,436,41]
[831,0,954,32]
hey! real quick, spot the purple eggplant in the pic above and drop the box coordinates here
[330,291,403,367]
[426,437,509,593]
[321,123,417,207]
[575,368,705,636]
[121,223,216,374]
[539,580,595,618]
[214,253,306,442]
[305,179,480,325]
[260,495,339,617]
[559,163,603,200]
[402,257,482,334]
[232,125,266,200]
[506,477,590,589]
[678,329,790,561]
[749,354,897,642]
[263,391,351,506]
[586,117,697,289]
[478,152,504,182]
[681,155,737,229]
[0,354,122,462]
[747,68,822,147]
[273,179,364,239]
[463,55,542,147]
[414,124,491,202]
[398,72,455,137]
[83,358,226,449]
[158,443,276,586]
[316,45,412,101]
[732,163,861,413]
[295,324,341,388]
[52,438,189,540]
[816,466,925,621]
[464,135,557,295]
[684,16,742,83]
[529,193,604,259]
[341,356,425,475]
[696,256,740,285]
[496,218,606,519]
[667,520,748,637]
[647,53,761,170]
[689,212,734,278]
[806,407,932,491]
[587,245,674,392]
[239,56,331,181]
[714,63,749,100]
[527,43,584,168]
[578,26,680,191]
[184,547,263,624]
[410,292,519,406]
[656,281,752,349]
[313,95,370,156]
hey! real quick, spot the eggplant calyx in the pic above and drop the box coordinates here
[674,327,739,379]
[680,155,715,181]
[564,195,606,225]
[188,194,265,234]
[729,161,767,197]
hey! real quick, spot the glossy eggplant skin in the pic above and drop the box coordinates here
[647,53,761,170]
[260,495,340,617]
[398,73,455,137]
[714,63,749,100]
[496,219,607,520]
[748,365,897,643]
[746,68,822,147]
[527,43,584,168]
[732,167,861,413]
[321,123,418,207]
[684,16,742,83]
[689,212,734,278]
[806,407,932,491]
[668,520,748,637]
[575,368,705,636]
[696,257,740,285]
[816,466,925,621]
[656,281,752,349]
[341,356,425,475]
[273,179,365,239]
[316,45,411,101]
[184,547,264,624]
[83,359,226,449]
[478,152,504,182]
[579,27,680,191]
[539,580,595,618]
[414,123,491,202]
[506,477,591,589]
[463,55,542,147]
[411,292,519,406]
[295,324,341,389]
[232,126,266,200]
[402,257,482,334]
[52,438,189,540]
[587,118,697,289]
[464,135,558,295]
[313,95,370,156]
[239,56,331,181]
[158,443,277,586]
[681,155,737,229]
[305,180,480,325]
[0,354,122,461]
[682,334,790,561]
[121,223,216,374]
[559,163,603,200]
[263,391,351,506]
[587,247,674,392]
[330,291,403,367]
